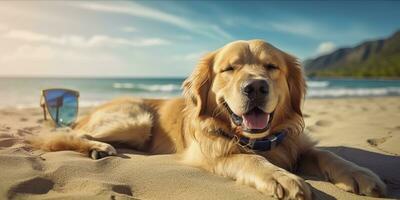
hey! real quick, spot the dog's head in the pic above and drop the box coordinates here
[183,40,305,137]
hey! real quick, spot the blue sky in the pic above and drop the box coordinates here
[0,0,399,77]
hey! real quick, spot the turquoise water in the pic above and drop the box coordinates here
[0,77,400,108]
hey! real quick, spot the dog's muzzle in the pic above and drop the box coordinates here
[224,103,274,139]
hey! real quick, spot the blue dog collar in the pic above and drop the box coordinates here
[217,129,286,151]
[238,131,286,151]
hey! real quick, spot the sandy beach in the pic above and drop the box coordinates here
[0,97,399,200]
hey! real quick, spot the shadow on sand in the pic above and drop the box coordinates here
[321,146,400,198]
[104,144,400,199]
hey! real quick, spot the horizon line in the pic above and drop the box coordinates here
[0,75,188,79]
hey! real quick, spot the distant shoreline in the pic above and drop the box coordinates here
[0,78,399,108]
[1,76,400,81]
[2,96,400,110]
[0,76,187,80]
[307,76,400,81]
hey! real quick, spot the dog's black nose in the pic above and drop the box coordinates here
[242,79,269,99]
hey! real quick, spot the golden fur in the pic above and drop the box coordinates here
[30,40,386,199]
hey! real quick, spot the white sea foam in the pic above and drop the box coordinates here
[113,83,134,89]
[307,81,329,88]
[307,87,400,98]
[2,78,400,109]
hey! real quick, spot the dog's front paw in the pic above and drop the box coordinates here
[256,170,312,200]
[89,141,117,159]
[333,167,386,197]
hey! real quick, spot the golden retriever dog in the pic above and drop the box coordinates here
[31,40,386,199]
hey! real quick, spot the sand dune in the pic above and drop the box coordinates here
[0,97,399,199]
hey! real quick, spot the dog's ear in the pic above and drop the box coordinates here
[285,55,306,116]
[183,52,215,116]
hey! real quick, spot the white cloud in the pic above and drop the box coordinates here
[316,41,336,55]
[84,35,170,47]
[122,26,137,32]
[176,35,193,41]
[77,1,232,40]
[209,25,232,40]
[0,45,54,62]
[173,51,208,61]
[0,45,118,62]
[4,30,60,43]
[2,29,170,47]
[226,16,377,43]
[0,44,127,77]
[222,17,320,39]
[80,2,189,28]
[268,21,316,38]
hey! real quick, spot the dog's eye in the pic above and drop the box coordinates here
[221,66,234,73]
[264,63,278,70]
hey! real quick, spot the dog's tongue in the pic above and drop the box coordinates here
[242,110,270,130]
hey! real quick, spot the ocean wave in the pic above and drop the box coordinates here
[307,87,400,98]
[7,101,106,109]
[113,83,134,89]
[307,81,329,88]
[113,83,181,92]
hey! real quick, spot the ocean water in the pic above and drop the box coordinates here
[0,77,400,108]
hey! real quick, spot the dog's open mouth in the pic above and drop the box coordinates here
[225,103,274,133]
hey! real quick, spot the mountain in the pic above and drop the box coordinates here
[303,30,400,78]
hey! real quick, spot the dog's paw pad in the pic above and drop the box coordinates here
[88,141,117,160]
[90,149,112,160]
[256,171,312,200]
[334,169,387,197]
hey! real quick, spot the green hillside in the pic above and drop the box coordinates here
[305,30,400,78]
